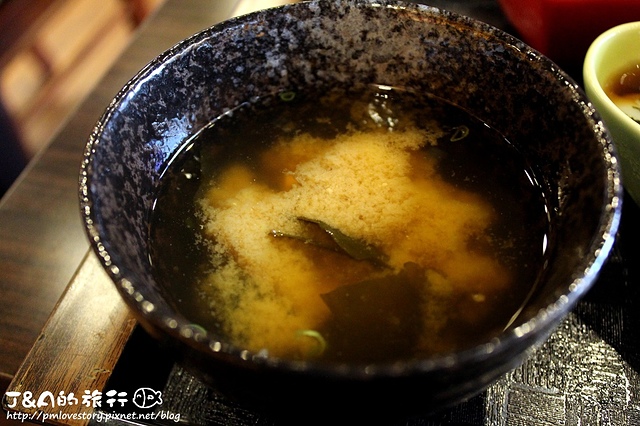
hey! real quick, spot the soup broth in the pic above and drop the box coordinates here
[605,62,640,123]
[150,86,550,364]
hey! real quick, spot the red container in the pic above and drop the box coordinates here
[498,0,640,67]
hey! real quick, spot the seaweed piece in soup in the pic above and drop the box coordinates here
[149,85,550,364]
[320,262,425,362]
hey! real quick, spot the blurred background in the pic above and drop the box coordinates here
[0,0,296,197]
[0,0,166,197]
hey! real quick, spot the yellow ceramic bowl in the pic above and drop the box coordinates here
[584,21,640,204]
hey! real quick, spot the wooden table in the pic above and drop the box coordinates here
[2,1,639,425]
[0,0,282,421]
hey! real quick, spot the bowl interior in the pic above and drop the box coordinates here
[82,0,620,388]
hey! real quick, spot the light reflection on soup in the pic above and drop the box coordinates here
[604,62,640,123]
[149,86,550,364]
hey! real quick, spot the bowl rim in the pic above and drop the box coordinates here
[583,21,640,135]
[80,0,623,380]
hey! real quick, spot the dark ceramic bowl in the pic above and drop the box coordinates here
[80,0,621,421]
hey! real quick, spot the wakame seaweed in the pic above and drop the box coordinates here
[319,262,425,362]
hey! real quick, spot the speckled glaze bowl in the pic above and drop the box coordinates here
[80,0,621,421]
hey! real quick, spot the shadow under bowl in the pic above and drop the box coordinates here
[80,0,621,420]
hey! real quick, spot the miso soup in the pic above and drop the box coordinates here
[149,86,550,364]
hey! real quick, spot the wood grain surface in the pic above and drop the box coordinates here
[3,251,136,426]
[0,2,296,425]
[0,0,241,390]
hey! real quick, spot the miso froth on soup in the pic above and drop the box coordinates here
[150,85,550,364]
